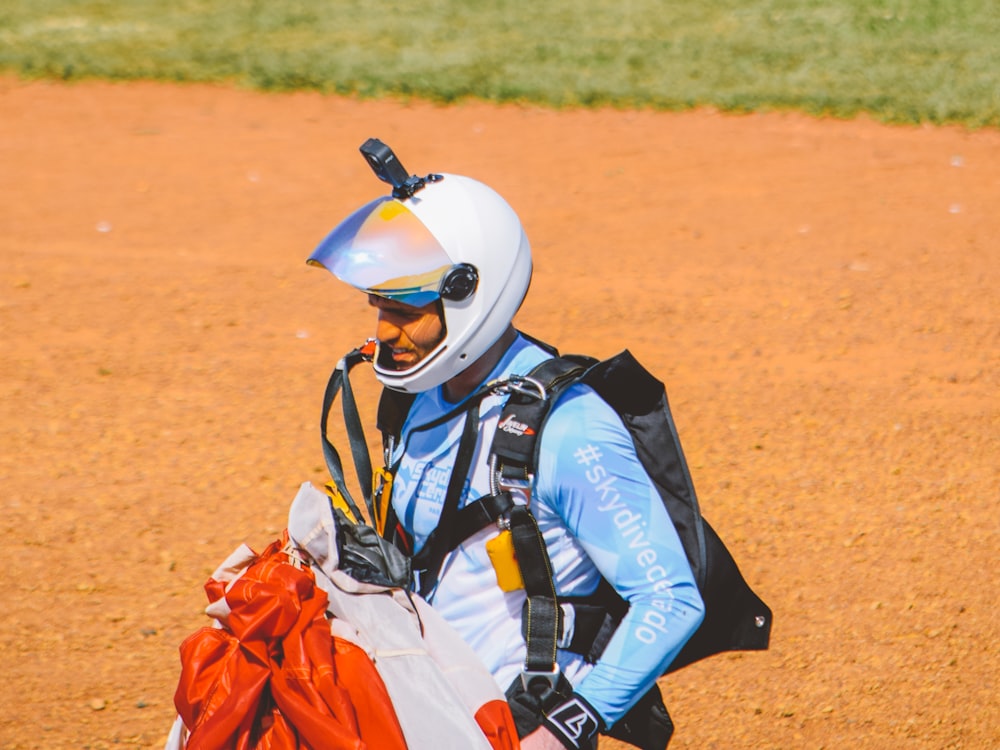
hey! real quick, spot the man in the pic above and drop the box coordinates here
[307,151,704,750]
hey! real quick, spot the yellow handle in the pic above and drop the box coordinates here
[322,482,361,525]
[486,529,525,592]
[372,467,395,536]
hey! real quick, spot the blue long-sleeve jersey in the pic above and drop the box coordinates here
[389,334,704,727]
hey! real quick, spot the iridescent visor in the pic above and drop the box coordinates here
[307,196,453,307]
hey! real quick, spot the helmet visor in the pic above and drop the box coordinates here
[307,196,453,307]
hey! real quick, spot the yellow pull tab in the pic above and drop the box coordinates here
[323,481,360,525]
[486,529,524,592]
[372,467,394,536]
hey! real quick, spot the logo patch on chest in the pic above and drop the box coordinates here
[497,414,535,436]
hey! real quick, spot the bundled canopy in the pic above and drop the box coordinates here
[166,482,519,750]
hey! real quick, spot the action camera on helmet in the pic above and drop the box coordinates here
[359,138,440,200]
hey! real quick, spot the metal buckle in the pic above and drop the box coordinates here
[487,374,548,402]
[520,666,561,693]
[489,454,535,499]
[504,374,547,402]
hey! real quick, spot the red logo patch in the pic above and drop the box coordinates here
[498,415,535,436]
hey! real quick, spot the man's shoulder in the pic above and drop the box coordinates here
[542,382,623,443]
[505,340,623,438]
[503,333,555,375]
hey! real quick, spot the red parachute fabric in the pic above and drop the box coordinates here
[174,537,407,750]
[474,701,521,750]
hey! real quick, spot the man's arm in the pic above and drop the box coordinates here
[536,387,705,736]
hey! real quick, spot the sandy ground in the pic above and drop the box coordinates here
[0,77,997,749]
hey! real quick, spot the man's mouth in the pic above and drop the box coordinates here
[376,342,420,371]
[388,347,417,368]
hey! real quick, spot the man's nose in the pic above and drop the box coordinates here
[375,311,401,343]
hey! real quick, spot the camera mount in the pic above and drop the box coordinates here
[359,138,440,200]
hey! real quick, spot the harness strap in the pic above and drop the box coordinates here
[489,358,589,468]
[411,406,480,598]
[366,350,634,672]
[393,355,627,674]
[452,492,515,545]
[487,358,595,685]
[510,505,562,680]
[320,346,374,524]
[339,352,374,507]
[376,381,497,553]
[560,578,629,663]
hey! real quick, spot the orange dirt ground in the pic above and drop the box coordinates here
[0,77,997,749]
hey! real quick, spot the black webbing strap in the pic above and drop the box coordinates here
[560,577,629,664]
[510,505,562,676]
[452,492,515,546]
[320,347,373,523]
[490,357,590,468]
[392,491,517,583]
[494,355,623,682]
[339,353,374,508]
[377,387,416,454]
[481,358,590,684]
[411,406,480,598]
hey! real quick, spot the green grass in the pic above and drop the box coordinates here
[1,0,998,127]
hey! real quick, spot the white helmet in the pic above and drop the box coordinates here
[307,152,532,394]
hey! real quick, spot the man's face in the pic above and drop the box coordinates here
[368,294,445,371]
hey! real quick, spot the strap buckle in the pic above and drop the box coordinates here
[489,454,534,500]
[520,665,561,693]
[503,374,548,402]
[487,374,548,403]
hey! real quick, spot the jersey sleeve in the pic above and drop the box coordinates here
[535,385,705,728]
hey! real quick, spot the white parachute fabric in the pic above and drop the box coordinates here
[287,482,505,749]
